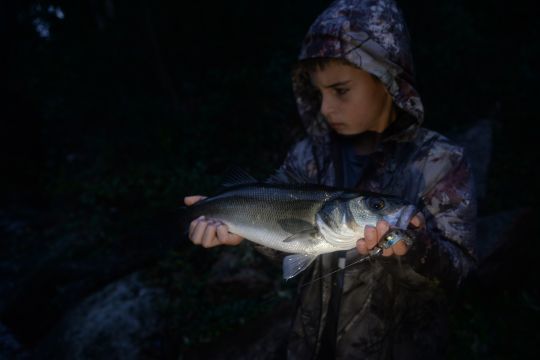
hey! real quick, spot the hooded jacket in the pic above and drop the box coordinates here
[262,0,477,359]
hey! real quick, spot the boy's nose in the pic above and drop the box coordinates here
[320,96,336,119]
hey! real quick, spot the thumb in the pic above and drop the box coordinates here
[184,195,207,206]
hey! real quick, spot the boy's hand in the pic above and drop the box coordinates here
[356,214,424,257]
[184,196,244,248]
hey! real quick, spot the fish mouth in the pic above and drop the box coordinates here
[396,205,419,229]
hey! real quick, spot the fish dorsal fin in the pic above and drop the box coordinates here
[221,167,258,187]
[282,254,317,280]
[283,169,312,185]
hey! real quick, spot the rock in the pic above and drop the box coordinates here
[184,300,292,360]
[228,315,290,360]
[473,207,535,285]
[35,272,167,360]
[0,321,29,359]
[208,251,272,290]
[475,208,528,263]
[452,118,493,199]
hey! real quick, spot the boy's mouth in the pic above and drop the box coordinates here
[329,122,345,129]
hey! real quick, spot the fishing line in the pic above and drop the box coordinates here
[299,254,375,288]
[298,228,415,288]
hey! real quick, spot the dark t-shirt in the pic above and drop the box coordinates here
[341,140,372,189]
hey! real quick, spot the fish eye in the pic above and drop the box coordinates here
[368,198,385,211]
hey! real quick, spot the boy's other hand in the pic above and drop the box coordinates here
[356,214,424,257]
[184,196,244,248]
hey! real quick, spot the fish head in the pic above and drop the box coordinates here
[347,194,418,230]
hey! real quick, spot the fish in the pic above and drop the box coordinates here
[183,169,418,279]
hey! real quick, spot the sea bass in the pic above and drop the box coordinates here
[184,170,417,279]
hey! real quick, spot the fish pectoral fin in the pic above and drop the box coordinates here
[282,228,319,243]
[278,218,314,234]
[282,254,317,280]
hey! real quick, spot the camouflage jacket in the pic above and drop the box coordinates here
[260,1,477,359]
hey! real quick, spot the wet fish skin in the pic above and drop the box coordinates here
[185,179,417,279]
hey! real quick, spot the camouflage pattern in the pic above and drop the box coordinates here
[292,0,424,146]
[261,0,477,359]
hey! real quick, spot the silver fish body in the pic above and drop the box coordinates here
[186,181,417,278]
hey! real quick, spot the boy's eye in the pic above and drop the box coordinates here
[335,88,349,96]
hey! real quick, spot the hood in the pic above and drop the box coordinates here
[292,0,424,142]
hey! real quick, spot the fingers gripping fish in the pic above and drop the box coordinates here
[183,169,418,279]
[299,228,417,287]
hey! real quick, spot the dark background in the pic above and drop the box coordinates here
[1,0,539,359]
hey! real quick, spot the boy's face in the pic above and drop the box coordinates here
[310,62,394,136]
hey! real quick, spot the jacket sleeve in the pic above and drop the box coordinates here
[381,150,478,291]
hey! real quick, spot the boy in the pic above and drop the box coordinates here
[186,0,476,358]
